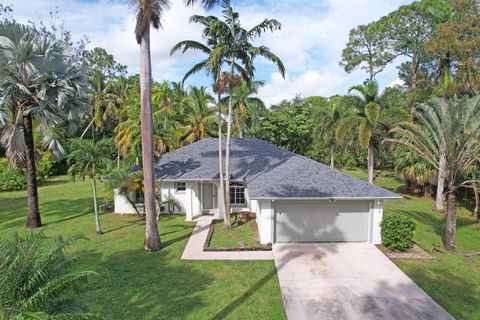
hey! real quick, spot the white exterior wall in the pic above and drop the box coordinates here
[257,200,275,245]
[370,199,384,244]
[114,189,137,214]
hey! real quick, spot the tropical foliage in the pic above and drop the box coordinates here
[0,232,100,319]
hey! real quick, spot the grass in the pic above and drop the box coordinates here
[0,176,286,320]
[208,218,269,249]
[344,167,480,320]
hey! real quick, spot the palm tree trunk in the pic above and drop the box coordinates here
[433,152,446,212]
[217,92,227,220]
[330,143,334,168]
[224,90,233,230]
[23,113,41,228]
[92,176,102,234]
[139,21,161,251]
[473,180,479,220]
[444,184,457,250]
[367,140,374,184]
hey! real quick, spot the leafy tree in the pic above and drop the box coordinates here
[261,97,314,155]
[426,0,480,96]
[0,232,101,319]
[0,22,88,228]
[67,138,113,234]
[340,23,394,81]
[81,47,127,79]
[337,81,382,184]
[387,96,480,250]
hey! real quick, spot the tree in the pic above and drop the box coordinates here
[0,22,88,228]
[67,138,113,234]
[0,232,100,319]
[81,47,127,79]
[387,96,480,250]
[260,97,314,155]
[340,23,394,81]
[105,168,144,216]
[86,71,118,137]
[313,96,343,168]
[132,0,171,251]
[337,81,382,184]
[172,0,284,228]
[180,87,216,143]
[226,80,265,138]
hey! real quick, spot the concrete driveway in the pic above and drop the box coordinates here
[273,243,454,320]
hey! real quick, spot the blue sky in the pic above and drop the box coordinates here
[7,0,414,106]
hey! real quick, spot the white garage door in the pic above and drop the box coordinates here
[275,200,371,242]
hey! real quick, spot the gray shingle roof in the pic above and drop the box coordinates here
[154,138,400,199]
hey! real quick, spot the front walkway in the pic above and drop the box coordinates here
[181,215,273,260]
[273,243,453,320]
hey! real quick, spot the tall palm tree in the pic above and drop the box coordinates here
[387,96,480,250]
[0,233,101,319]
[180,87,217,143]
[313,96,343,168]
[171,14,238,229]
[207,0,285,225]
[337,81,381,184]
[67,138,113,234]
[0,22,88,228]
[132,0,172,250]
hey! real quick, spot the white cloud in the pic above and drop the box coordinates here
[8,0,415,105]
[259,71,348,106]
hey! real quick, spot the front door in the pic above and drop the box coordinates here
[202,183,214,210]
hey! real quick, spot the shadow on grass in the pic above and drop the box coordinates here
[85,249,213,320]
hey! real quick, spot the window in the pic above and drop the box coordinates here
[230,182,245,205]
[134,189,144,204]
[176,182,186,192]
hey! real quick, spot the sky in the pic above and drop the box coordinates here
[5,0,414,106]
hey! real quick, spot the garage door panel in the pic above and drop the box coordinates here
[275,201,370,243]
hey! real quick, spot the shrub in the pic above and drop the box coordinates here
[0,158,26,191]
[0,152,52,191]
[381,214,416,251]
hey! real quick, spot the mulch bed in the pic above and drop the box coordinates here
[377,244,435,260]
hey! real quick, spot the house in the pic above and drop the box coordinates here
[114,138,400,245]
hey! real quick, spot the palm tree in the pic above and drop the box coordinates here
[180,87,217,143]
[131,0,170,250]
[226,80,265,138]
[337,81,381,184]
[87,71,117,137]
[67,138,113,234]
[387,96,480,250]
[313,96,343,168]
[171,14,236,229]
[206,0,285,225]
[105,168,144,216]
[0,232,100,319]
[0,22,88,228]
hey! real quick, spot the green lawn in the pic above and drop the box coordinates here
[0,176,286,320]
[208,218,269,249]
[345,168,480,320]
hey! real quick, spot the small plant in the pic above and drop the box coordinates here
[381,214,416,251]
[0,232,101,319]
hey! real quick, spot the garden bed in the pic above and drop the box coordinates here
[204,218,272,251]
[377,243,435,260]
